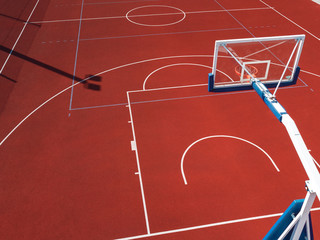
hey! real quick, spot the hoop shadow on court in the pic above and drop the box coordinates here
[0,45,101,91]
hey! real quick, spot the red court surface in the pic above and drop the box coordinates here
[1,0,320,239]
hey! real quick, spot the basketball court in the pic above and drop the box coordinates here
[1,0,320,239]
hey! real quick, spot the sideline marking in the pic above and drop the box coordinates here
[259,0,320,41]
[0,54,318,146]
[0,0,40,74]
[29,7,271,24]
[180,135,280,185]
[127,91,151,234]
[126,5,186,27]
[69,0,85,111]
[131,140,137,151]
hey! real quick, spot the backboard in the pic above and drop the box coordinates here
[209,35,305,91]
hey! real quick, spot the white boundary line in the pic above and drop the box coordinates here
[115,207,320,239]
[142,63,234,90]
[126,92,151,234]
[180,135,280,185]
[0,0,40,74]
[29,7,271,24]
[1,53,318,146]
[143,63,211,90]
[69,0,85,111]
[259,0,320,41]
[0,55,211,145]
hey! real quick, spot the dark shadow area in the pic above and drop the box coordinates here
[0,73,17,83]
[0,44,84,83]
[84,83,101,91]
[0,13,41,27]
[84,74,102,91]
[85,74,102,82]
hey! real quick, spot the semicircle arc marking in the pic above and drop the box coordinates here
[142,63,234,90]
[126,5,186,27]
[180,135,280,185]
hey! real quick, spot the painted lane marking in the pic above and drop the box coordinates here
[127,91,150,234]
[1,53,319,146]
[142,63,233,90]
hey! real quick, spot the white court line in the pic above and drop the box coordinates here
[0,0,40,74]
[127,92,150,234]
[29,7,270,24]
[0,55,212,147]
[1,54,318,146]
[142,63,234,90]
[243,41,286,59]
[311,154,320,169]
[143,63,211,90]
[69,0,85,111]
[180,135,280,185]
[124,86,307,112]
[126,5,186,27]
[115,207,320,239]
[259,0,320,41]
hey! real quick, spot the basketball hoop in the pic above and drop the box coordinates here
[235,64,258,80]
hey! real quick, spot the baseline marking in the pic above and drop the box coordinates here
[180,135,280,185]
[115,208,320,239]
[0,0,40,74]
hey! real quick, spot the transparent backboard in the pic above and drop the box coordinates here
[210,35,305,90]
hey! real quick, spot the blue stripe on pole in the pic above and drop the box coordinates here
[208,73,214,92]
[263,199,313,240]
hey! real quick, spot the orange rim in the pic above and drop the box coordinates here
[235,65,258,79]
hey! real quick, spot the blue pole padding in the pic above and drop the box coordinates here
[263,199,313,240]
[252,80,287,122]
[208,73,214,92]
[292,66,301,84]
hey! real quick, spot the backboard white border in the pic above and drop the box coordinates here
[240,60,271,82]
[211,34,305,90]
